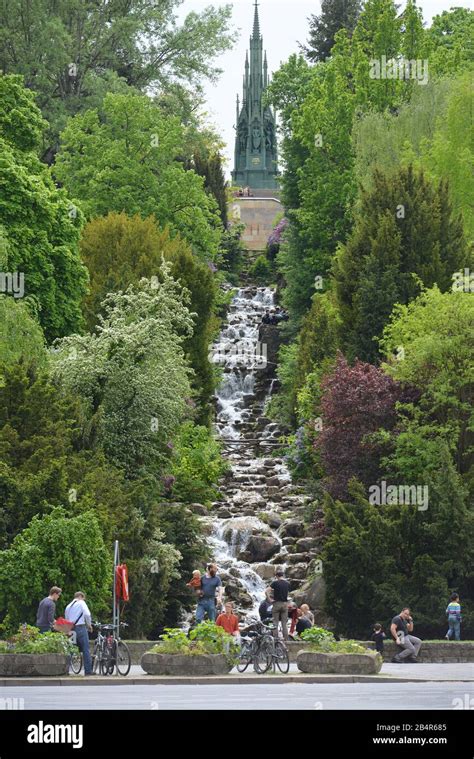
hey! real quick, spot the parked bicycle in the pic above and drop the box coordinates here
[70,622,131,676]
[237,619,289,674]
[92,621,131,676]
[69,631,83,675]
[258,624,290,674]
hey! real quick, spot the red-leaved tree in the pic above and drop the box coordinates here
[315,352,406,499]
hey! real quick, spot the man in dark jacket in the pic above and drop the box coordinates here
[36,587,62,633]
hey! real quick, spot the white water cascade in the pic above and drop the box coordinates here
[204,286,296,617]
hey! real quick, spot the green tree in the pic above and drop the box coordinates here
[79,213,216,420]
[428,7,474,77]
[304,0,361,62]
[322,455,474,637]
[167,421,228,504]
[0,75,88,341]
[380,286,474,479]
[0,297,46,375]
[353,74,474,243]
[0,0,236,161]
[0,507,110,631]
[54,92,222,260]
[267,36,357,325]
[52,268,194,480]
[334,165,469,362]
[192,151,228,228]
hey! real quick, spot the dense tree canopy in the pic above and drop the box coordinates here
[304,0,361,62]
[0,75,88,341]
[333,165,469,363]
[54,92,222,260]
[0,0,236,160]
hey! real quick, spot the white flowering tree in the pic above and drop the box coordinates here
[53,263,195,479]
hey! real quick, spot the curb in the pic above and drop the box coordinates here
[0,674,467,686]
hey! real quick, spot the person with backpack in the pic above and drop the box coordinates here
[445,592,462,640]
[65,592,93,676]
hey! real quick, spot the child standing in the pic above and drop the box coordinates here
[372,623,386,654]
[445,592,462,640]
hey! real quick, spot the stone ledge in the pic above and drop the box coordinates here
[297,650,382,675]
[362,640,474,662]
[0,654,69,677]
[141,652,232,676]
[102,639,474,665]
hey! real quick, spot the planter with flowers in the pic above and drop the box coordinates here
[141,622,238,676]
[296,628,383,675]
[0,625,78,677]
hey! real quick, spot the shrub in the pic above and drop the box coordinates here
[150,623,238,665]
[300,627,335,646]
[0,625,77,655]
[167,422,228,504]
[249,255,272,284]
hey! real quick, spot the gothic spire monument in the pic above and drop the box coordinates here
[232,1,279,191]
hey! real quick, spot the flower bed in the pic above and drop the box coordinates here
[0,625,76,677]
[295,627,383,675]
[140,622,237,676]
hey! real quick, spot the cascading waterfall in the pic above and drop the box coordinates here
[205,286,293,617]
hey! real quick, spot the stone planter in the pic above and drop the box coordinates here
[0,654,69,677]
[297,650,382,675]
[141,652,232,676]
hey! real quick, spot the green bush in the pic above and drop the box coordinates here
[249,255,272,284]
[149,623,238,666]
[168,422,228,504]
[300,628,372,654]
[0,625,77,655]
[300,627,335,646]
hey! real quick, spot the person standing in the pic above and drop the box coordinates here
[269,569,290,641]
[65,592,93,676]
[371,623,386,654]
[196,564,222,624]
[445,592,462,640]
[390,607,422,663]
[36,587,62,633]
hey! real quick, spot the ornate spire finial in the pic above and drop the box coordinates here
[252,0,260,38]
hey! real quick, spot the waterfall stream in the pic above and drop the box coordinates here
[205,286,294,618]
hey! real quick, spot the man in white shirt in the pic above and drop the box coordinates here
[65,591,93,675]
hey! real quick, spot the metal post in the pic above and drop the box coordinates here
[113,540,120,631]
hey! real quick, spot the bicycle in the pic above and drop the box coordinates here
[68,631,83,675]
[91,621,131,676]
[258,624,290,674]
[237,619,274,674]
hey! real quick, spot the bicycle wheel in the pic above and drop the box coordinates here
[115,640,131,676]
[274,640,290,674]
[92,641,101,674]
[236,640,252,673]
[253,637,273,674]
[70,652,82,675]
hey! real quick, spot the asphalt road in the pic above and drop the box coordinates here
[1,680,473,710]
